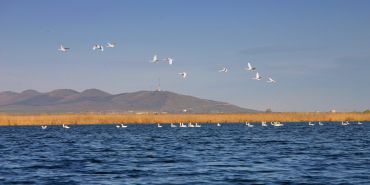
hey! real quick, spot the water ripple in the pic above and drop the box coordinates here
[0,122,369,184]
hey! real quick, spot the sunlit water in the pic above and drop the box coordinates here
[0,122,369,184]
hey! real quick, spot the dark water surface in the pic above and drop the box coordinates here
[0,122,369,184]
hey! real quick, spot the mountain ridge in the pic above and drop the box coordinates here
[0,89,259,113]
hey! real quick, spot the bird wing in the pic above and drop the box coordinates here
[248,62,252,69]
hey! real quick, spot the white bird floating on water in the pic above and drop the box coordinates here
[358,121,363,125]
[261,121,268,127]
[41,125,47,129]
[318,122,324,126]
[166,58,173,65]
[93,44,104,52]
[252,72,262,80]
[62,124,70,129]
[171,123,177,128]
[195,123,201,128]
[271,121,284,127]
[106,43,116,48]
[179,122,187,128]
[217,123,221,127]
[150,54,160,63]
[246,122,254,127]
[308,122,315,126]
[178,72,187,79]
[341,121,350,126]
[157,123,162,128]
[219,67,228,73]
[267,77,276,83]
[188,122,195,128]
[121,124,128,128]
[245,62,256,71]
[58,45,70,53]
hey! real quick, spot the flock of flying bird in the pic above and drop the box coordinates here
[58,43,277,83]
[58,42,116,53]
[150,54,277,83]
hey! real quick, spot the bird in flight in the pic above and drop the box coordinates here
[93,44,104,52]
[178,72,187,79]
[165,58,173,65]
[252,72,262,80]
[58,45,70,53]
[219,67,228,73]
[150,54,160,63]
[245,62,256,71]
[267,77,276,83]
[106,43,116,48]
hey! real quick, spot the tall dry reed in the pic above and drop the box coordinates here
[0,112,369,126]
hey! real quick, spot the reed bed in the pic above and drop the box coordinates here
[0,112,369,126]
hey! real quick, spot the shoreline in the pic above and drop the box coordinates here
[0,112,369,126]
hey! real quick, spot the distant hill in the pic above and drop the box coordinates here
[0,89,259,113]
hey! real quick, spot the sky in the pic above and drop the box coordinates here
[0,0,369,112]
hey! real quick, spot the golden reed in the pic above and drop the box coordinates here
[0,112,369,126]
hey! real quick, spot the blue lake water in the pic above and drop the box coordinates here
[0,122,369,184]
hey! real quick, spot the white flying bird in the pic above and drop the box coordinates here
[178,72,187,79]
[166,57,173,65]
[267,77,276,83]
[245,62,256,71]
[252,72,262,80]
[150,54,160,63]
[219,67,228,73]
[106,42,116,48]
[93,44,104,52]
[58,45,70,52]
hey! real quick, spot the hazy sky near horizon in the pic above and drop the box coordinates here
[0,0,369,112]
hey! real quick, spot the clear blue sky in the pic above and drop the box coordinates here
[0,0,369,112]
